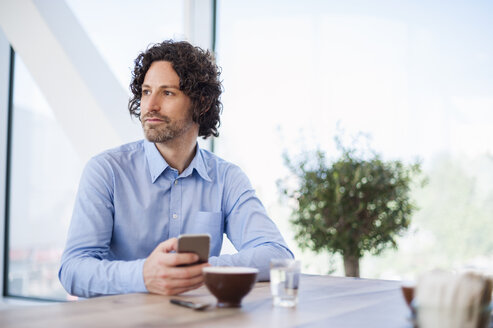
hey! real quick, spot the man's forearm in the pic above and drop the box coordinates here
[209,243,294,281]
[58,257,147,298]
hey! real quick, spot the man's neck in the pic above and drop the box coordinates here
[154,135,197,174]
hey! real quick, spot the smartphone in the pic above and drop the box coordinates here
[177,234,210,265]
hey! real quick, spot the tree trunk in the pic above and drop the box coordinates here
[343,254,360,277]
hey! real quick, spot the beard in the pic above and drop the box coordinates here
[141,113,195,143]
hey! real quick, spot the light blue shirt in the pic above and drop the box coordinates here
[59,139,293,297]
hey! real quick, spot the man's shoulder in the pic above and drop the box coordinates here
[199,148,236,171]
[91,140,145,165]
[80,140,146,183]
[199,148,247,181]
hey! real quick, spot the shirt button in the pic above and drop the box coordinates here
[174,180,178,185]
[172,214,178,219]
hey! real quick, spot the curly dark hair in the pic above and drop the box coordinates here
[128,40,222,138]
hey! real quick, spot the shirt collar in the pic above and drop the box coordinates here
[144,139,212,183]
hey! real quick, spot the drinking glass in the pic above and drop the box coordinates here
[270,259,301,307]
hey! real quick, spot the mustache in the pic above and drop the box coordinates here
[142,113,171,123]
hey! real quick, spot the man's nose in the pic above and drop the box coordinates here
[144,93,160,112]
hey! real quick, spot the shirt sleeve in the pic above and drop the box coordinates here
[58,156,147,297]
[208,165,294,281]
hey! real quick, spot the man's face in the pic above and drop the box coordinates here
[140,61,197,143]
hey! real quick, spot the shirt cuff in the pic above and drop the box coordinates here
[208,256,218,266]
[132,258,148,293]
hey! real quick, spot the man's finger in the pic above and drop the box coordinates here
[165,273,205,289]
[156,238,178,253]
[165,262,210,279]
[166,281,205,296]
[161,252,200,267]
[153,272,205,296]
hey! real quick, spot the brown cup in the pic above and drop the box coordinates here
[401,285,415,308]
[203,266,259,308]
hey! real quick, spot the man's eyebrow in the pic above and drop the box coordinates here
[141,83,180,90]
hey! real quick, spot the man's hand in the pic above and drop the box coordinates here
[143,238,210,295]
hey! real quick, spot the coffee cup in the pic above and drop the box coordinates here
[203,266,258,308]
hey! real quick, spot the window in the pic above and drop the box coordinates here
[3,0,492,301]
[5,0,187,300]
[7,53,81,300]
[215,0,493,278]
[66,0,186,89]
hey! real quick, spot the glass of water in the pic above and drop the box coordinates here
[270,259,301,307]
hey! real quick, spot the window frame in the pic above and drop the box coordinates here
[0,40,13,300]
[1,0,217,301]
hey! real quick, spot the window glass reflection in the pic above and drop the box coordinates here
[9,54,80,300]
[66,0,185,89]
[8,0,185,300]
[215,0,493,278]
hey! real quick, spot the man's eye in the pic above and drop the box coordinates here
[142,89,150,96]
[164,90,173,96]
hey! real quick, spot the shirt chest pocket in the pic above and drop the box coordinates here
[185,211,224,239]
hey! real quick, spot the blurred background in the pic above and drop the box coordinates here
[0,0,492,301]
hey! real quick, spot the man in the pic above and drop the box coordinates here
[58,40,293,298]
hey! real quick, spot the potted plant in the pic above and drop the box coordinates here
[278,134,424,277]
